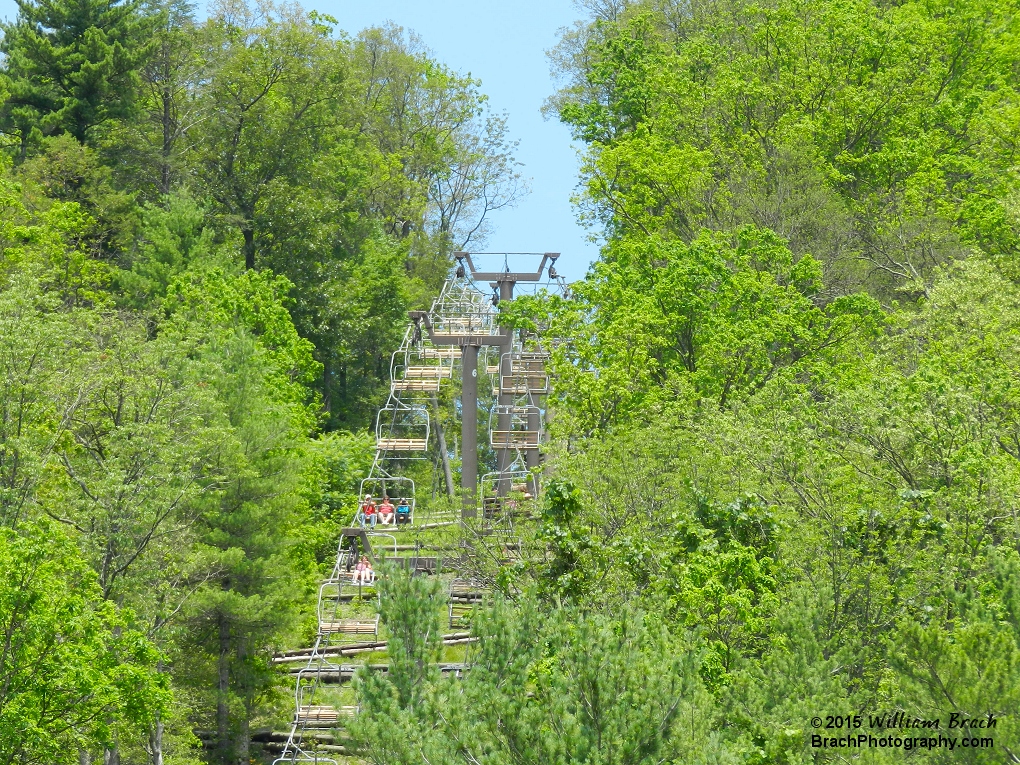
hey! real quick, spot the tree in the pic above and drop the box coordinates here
[164,266,318,763]
[510,226,880,435]
[551,0,1020,297]
[0,520,166,765]
[348,25,525,255]
[355,593,712,765]
[100,0,208,199]
[0,0,154,150]
[354,565,444,735]
[194,0,348,270]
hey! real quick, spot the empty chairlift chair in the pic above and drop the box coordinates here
[449,578,485,629]
[294,671,359,727]
[428,282,497,339]
[496,350,550,395]
[489,404,542,450]
[318,614,380,639]
[484,346,502,376]
[390,346,453,393]
[376,401,430,452]
[420,346,462,362]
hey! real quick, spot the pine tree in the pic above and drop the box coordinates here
[0,0,154,150]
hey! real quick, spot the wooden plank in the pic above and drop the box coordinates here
[500,375,549,393]
[404,366,452,379]
[320,620,378,635]
[295,705,358,725]
[377,438,428,451]
[490,431,540,448]
[421,348,462,359]
[391,379,441,391]
[511,360,547,374]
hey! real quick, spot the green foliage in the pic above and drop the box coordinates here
[532,226,881,434]
[0,520,166,764]
[538,480,594,599]
[0,152,112,304]
[0,0,530,758]
[355,591,713,765]
[0,0,154,145]
[297,430,377,566]
[364,566,444,709]
[117,190,220,305]
[552,0,1020,295]
[12,0,1020,759]
[0,154,329,758]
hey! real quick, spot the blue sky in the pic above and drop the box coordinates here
[0,0,600,281]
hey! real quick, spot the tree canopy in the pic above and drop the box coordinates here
[4,0,1020,762]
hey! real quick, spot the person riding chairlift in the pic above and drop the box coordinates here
[352,555,374,585]
[357,494,377,529]
[396,498,411,524]
[378,496,395,525]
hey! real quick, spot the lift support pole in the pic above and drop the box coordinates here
[461,344,479,514]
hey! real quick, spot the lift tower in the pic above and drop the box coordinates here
[411,252,558,518]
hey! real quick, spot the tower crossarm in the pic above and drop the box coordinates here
[410,311,505,347]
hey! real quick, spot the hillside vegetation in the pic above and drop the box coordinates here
[0,0,518,760]
[2,0,1020,763]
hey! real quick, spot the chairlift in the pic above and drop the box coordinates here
[293,669,357,728]
[479,466,538,518]
[390,328,458,392]
[495,350,550,396]
[375,400,430,452]
[358,476,416,527]
[488,404,542,450]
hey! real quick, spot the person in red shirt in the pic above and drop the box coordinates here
[378,496,395,525]
[358,494,377,528]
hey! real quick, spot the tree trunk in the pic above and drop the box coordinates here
[160,86,173,196]
[216,614,231,763]
[79,749,92,765]
[431,393,455,498]
[148,714,164,765]
[238,703,250,764]
[322,360,332,415]
[242,227,255,270]
[237,640,250,764]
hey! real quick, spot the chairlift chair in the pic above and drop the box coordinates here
[375,400,430,452]
[489,404,542,450]
[294,669,358,728]
[480,465,538,518]
[358,476,416,527]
